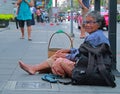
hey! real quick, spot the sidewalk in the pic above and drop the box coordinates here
[0,22,120,94]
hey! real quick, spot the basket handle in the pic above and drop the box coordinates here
[48,30,73,50]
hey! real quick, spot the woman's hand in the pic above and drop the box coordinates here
[55,49,64,54]
[24,0,34,7]
[82,7,89,14]
[55,49,70,54]
[55,52,67,58]
[17,0,22,5]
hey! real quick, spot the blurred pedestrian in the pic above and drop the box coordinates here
[17,0,34,41]
[30,6,36,25]
[78,0,91,38]
[36,7,41,23]
[44,11,49,23]
[13,3,19,29]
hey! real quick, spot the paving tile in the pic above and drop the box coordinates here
[0,81,7,90]
[4,81,58,91]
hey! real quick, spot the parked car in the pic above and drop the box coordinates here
[103,13,109,30]
[100,7,109,30]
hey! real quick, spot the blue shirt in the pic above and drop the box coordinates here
[17,0,32,20]
[66,30,110,61]
[85,30,110,47]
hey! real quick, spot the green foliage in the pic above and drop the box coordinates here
[74,0,79,7]
[117,14,120,21]
[60,0,79,12]
[0,14,14,20]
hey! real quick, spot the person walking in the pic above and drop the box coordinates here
[78,0,91,38]
[17,0,34,41]
[36,7,41,23]
[13,3,19,29]
[30,6,36,25]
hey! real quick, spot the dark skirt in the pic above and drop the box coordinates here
[31,14,35,25]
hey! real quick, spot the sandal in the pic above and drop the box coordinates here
[57,78,71,85]
[28,39,32,41]
[41,74,61,83]
[20,37,24,39]
[80,36,85,39]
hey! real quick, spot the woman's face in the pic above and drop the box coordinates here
[83,16,100,34]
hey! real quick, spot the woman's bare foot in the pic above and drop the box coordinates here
[18,60,36,75]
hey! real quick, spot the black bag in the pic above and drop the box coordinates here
[72,43,116,87]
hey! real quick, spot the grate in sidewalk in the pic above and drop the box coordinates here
[0,81,7,90]
[4,81,58,91]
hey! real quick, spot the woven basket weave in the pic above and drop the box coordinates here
[48,30,73,58]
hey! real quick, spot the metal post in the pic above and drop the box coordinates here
[94,0,100,11]
[34,0,36,8]
[44,0,46,9]
[55,0,57,23]
[55,0,57,7]
[109,0,120,76]
[70,0,75,37]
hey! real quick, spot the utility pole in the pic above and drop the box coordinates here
[70,0,75,37]
[108,0,120,76]
[55,0,57,23]
[94,0,100,11]
[55,0,57,7]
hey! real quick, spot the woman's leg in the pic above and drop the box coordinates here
[26,20,32,40]
[51,58,65,77]
[19,20,24,39]
[20,27,24,39]
[19,60,51,75]
[27,26,32,40]
[19,55,57,75]
[51,58,75,77]
[60,60,75,77]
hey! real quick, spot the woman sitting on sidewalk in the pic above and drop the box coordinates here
[19,11,110,77]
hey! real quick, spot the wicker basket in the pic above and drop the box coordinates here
[48,30,73,58]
